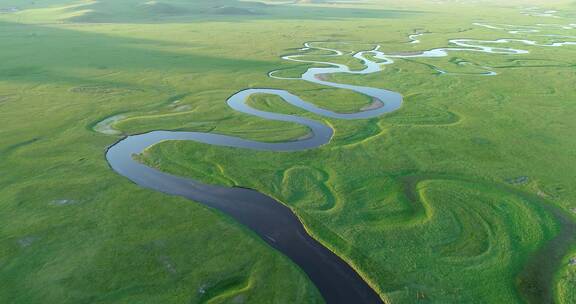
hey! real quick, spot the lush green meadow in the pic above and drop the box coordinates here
[1,0,576,303]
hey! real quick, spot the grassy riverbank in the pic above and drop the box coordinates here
[1,0,576,303]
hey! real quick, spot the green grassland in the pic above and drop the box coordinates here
[1,0,576,303]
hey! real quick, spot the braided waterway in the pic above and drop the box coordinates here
[103,25,576,303]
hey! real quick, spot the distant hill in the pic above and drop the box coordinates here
[205,6,261,15]
[139,1,189,15]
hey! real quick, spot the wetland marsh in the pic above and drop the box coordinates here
[1,0,576,303]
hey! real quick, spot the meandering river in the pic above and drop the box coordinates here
[103,25,576,303]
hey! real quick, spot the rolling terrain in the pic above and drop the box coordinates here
[1,0,575,303]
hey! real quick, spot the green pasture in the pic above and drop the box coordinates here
[1,0,575,303]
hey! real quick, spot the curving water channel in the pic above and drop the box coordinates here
[104,25,576,303]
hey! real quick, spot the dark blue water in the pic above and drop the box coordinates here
[105,43,404,303]
[107,35,568,302]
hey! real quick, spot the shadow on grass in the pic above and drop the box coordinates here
[9,0,427,24]
[0,20,274,88]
